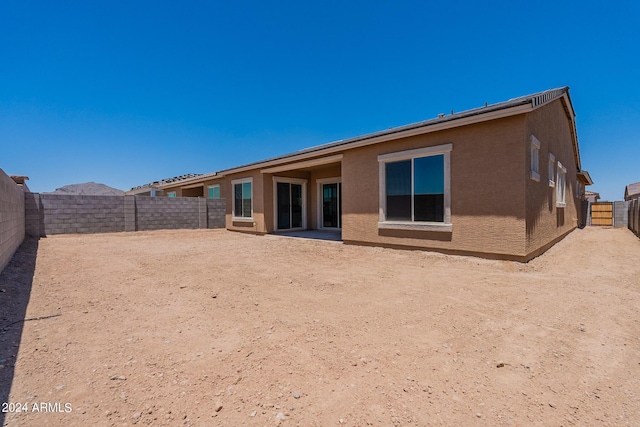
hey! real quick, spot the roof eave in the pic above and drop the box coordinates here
[577,170,593,186]
[217,102,534,176]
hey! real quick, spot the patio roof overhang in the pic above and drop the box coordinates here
[260,154,343,174]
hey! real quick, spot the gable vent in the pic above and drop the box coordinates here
[531,88,565,108]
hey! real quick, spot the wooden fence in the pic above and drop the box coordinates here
[591,202,613,226]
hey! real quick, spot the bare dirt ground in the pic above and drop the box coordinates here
[1,227,640,426]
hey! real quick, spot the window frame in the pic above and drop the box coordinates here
[231,177,253,222]
[556,161,567,207]
[530,135,541,182]
[167,191,177,198]
[378,143,452,232]
[208,184,221,199]
[548,152,555,187]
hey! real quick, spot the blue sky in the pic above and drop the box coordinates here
[1,1,638,200]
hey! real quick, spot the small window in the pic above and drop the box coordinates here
[167,191,176,198]
[530,135,540,182]
[232,178,253,220]
[548,153,555,187]
[208,184,220,199]
[556,162,567,207]
[378,143,452,231]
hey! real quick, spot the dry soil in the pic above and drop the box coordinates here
[1,227,640,426]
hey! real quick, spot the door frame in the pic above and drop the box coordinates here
[272,176,308,231]
[317,177,342,230]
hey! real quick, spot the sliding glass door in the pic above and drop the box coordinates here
[321,182,341,229]
[276,181,304,230]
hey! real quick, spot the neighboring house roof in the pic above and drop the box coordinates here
[158,171,219,190]
[158,87,588,187]
[10,175,29,184]
[584,190,600,201]
[625,182,640,200]
[127,174,205,194]
[10,175,30,192]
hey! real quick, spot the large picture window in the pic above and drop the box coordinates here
[232,178,253,220]
[378,143,451,231]
[385,156,444,222]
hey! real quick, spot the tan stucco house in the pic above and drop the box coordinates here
[157,87,593,261]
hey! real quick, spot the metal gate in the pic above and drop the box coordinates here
[591,202,613,226]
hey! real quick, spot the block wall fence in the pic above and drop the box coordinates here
[629,199,640,238]
[613,201,630,228]
[0,169,25,273]
[24,194,226,237]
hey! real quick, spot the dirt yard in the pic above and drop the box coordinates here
[1,227,640,426]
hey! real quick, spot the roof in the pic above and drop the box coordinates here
[10,175,29,185]
[128,174,205,192]
[220,87,579,175]
[625,182,640,200]
[161,87,587,186]
[577,171,593,186]
[584,190,600,201]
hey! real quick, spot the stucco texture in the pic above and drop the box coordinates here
[342,115,529,259]
[525,98,580,256]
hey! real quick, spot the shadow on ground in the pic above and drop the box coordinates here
[0,237,38,426]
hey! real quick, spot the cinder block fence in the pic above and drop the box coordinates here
[629,199,640,238]
[25,193,225,237]
[0,169,25,272]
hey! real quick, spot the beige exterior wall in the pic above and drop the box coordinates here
[341,115,528,259]
[524,99,580,256]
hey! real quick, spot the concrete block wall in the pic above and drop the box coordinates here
[613,201,629,228]
[0,169,25,273]
[24,194,226,236]
[134,197,200,230]
[630,199,639,238]
[133,197,224,230]
[28,194,126,235]
[24,192,44,237]
[206,199,225,229]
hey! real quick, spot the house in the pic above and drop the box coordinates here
[126,174,204,197]
[624,182,640,201]
[584,190,600,203]
[159,87,592,261]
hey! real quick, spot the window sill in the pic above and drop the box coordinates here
[232,217,254,223]
[530,171,540,182]
[548,181,555,188]
[556,202,566,208]
[378,221,452,232]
